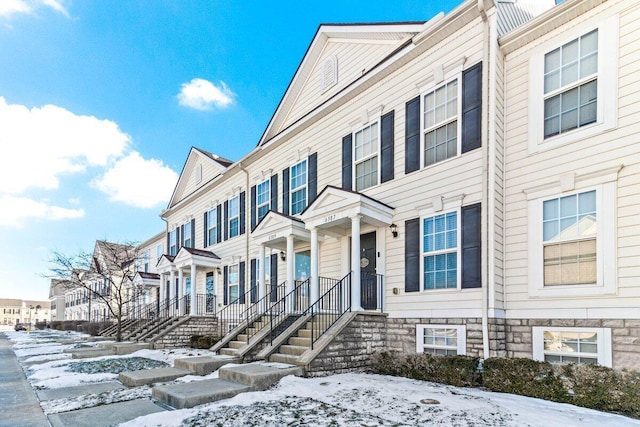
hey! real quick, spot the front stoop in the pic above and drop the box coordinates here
[118,367,191,387]
[174,355,241,376]
[65,348,116,359]
[151,362,303,409]
[112,342,153,355]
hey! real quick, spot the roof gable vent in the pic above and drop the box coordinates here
[321,54,338,92]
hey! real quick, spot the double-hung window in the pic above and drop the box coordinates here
[354,122,379,191]
[423,79,459,167]
[543,30,598,138]
[542,190,596,286]
[416,325,466,355]
[256,179,271,222]
[207,208,218,246]
[228,196,240,238]
[532,327,611,367]
[156,244,162,260]
[228,264,239,303]
[422,211,459,290]
[143,250,150,273]
[290,160,307,215]
[169,229,177,256]
[183,221,192,248]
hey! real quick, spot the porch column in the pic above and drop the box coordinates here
[159,273,165,303]
[286,234,295,312]
[190,263,197,315]
[258,244,266,311]
[351,215,362,311]
[178,269,184,315]
[168,270,175,301]
[310,227,319,305]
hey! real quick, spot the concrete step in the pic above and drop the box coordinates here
[218,362,303,388]
[236,334,248,342]
[297,329,312,338]
[174,355,241,376]
[112,342,153,355]
[219,348,238,356]
[119,367,191,387]
[269,353,301,365]
[279,345,307,356]
[152,378,251,409]
[37,382,125,402]
[228,340,246,350]
[48,398,164,427]
[289,336,311,347]
[67,348,116,359]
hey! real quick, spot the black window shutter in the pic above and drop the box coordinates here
[250,184,257,231]
[461,203,482,289]
[239,191,246,235]
[166,232,170,255]
[216,204,222,244]
[308,152,317,202]
[405,218,420,292]
[282,167,290,215]
[462,62,483,154]
[190,218,195,248]
[177,227,182,250]
[405,96,420,174]
[239,261,246,304]
[223,266,228,305]
[270,174,278,213]
[381,110,395,183]
[270,253,278,302]
[223,200,229,241]
[203,211,208,247]
[342,134,352,190]
[250,259,257,303]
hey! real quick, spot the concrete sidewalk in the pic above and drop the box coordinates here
[0,332,50,427]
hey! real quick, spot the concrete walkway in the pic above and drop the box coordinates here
[0,333,50,427]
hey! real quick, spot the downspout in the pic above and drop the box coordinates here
[239,161,251,299]
[479,0,491,360]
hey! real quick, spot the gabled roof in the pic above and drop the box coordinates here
[180,247,220,259]
[258,22,425,146]
[166,146,233,209]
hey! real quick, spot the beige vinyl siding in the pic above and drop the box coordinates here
[279,38,413,134]
[137,233,165,275]
[502,0,640,311]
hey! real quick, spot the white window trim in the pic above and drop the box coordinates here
[532,327,612,367]
[228,195,240,239]
[416,324,466,355]
[207,208,217,247]
[256,178,271,222]
[228,264,240,303]
[290,159,308,215]
[169,229,177,256]
[528,14,618,154]
[352,119,381,192]
[420,207,462,292]
[419,73,462,169]
[527,180,617,298]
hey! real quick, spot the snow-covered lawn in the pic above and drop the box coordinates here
[6,329,640,426]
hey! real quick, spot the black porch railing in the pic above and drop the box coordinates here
[244,281,287,344]
[268,279,310,345]
[215,287,256,339]
[305,272,352,349]
[195,293,217,315]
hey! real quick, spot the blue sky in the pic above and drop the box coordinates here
[0,0,459,301]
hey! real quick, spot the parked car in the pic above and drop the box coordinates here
[14,323,27,331]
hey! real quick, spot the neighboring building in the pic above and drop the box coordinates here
[0,299,50,325]
[49,279,66,321]
[143,0,640,370]
[127,231,165,316]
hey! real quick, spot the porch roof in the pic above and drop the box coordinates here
[251,210,311,250]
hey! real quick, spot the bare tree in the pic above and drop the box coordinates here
[45,240,140,342]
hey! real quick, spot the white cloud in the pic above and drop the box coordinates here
[177,78,235,110]
[0,97,131,194]
[92,152,178,209]
[0,195,84,227]
[0,0,69,18]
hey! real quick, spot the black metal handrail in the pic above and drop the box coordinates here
[244,281,287,344]
[305,272,352,349]
[215,287,253,339]
[125,294,187,339]
[268,279,310,345]
[195,293,216,315]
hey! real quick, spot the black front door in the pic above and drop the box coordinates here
[360,232,377,310]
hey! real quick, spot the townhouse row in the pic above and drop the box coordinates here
[55,0,640,370]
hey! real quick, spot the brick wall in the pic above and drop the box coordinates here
[307,313,387,377]
[505,318,640,371]
[152,316,217,350]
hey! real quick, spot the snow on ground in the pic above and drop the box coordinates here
[121,373,640,427]
[6,329,640,427]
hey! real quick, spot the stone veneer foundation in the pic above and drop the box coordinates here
[152,316,217,349]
